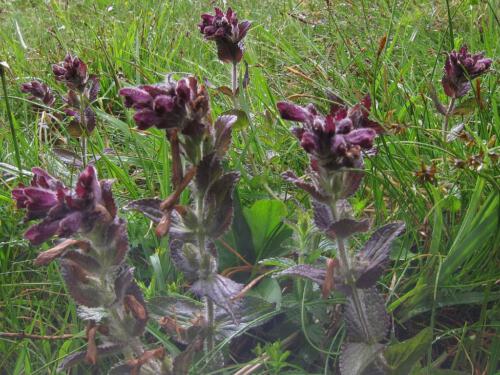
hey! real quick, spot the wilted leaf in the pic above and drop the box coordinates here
[446,123,465,142]
[125,198,163,223]
[173,336,204,375]
[53,148,84,168]
[215,85,234,97]
[58,343,124,372]
[450,97,479,116]
[355,222,405,288]
[77,306,109,322]
[340,342,385,375]
[344,287,389,342]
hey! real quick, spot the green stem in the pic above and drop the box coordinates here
[231,62,238,108]
[0,65,23,178]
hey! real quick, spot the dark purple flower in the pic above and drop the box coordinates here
[20,80,55,107]
[12,166,114,245]
[442,45,492,98]
[199,8,251,63]
[277,95,382,169]
[52,53,89,91]
[119,76,210,135]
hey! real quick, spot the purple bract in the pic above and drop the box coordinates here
[277,95,383,170]
[199,7,251,64]
[442,45,492,98]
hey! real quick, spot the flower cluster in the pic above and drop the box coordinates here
[20,53,100,136]
[52,53,89,91]
[199,7,251,64]
[12,166,113,245]
[12,166,168,373]
[119,76,210,136]
[442,45,492,98]
[277,95,383,170]
[20,81,55,107]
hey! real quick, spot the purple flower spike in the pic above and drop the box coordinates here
[442,45,492,98]
[277,95,382,170]
[199,7,251,64]
[12,166,115,245]
[119,76,210,135]
[52,53,89,91]
[20,81,55,107]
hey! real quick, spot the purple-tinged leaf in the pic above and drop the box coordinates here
[34,238,89,266]
[60,258,102,307]
[355,221,405,288]
[204,172,240,239]
[191,274,244,321]
[344,287,389,342]
[125,198,163,223]
[242,61,250,89]
[173,336,204,375]
[327,218,370,239]
[273,264,326,286]
[283,171,327,201]
[214,115,237,156]
[195,153,223,194]
[52,147,84,168]
[114,265,134,305]
[312,200,334,232]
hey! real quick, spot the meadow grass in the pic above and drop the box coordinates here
[0,0,498,373]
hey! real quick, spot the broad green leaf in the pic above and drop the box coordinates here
[243,199,292,261]
[384,327,432,374]
[222,109,249,130]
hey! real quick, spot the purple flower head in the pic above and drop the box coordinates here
[20,81,55,107]
[277,95,383,170]
[199,7,251,63]
[119,76,210,135]
[52,53,89,91]
[442,45,492,98]
[12,166,116,245]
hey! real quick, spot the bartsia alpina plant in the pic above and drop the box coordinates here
[276,94,406,374]
[120,74,264,370]
[21,53,100,142]
[12,166,170,374]
[199,7,251,64]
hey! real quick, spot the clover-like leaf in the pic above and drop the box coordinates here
[355,221,406,288]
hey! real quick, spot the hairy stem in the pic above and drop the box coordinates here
[442,97,456,141]
[331,200,373,343]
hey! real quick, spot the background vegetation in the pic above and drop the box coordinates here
[0,0,498,373]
